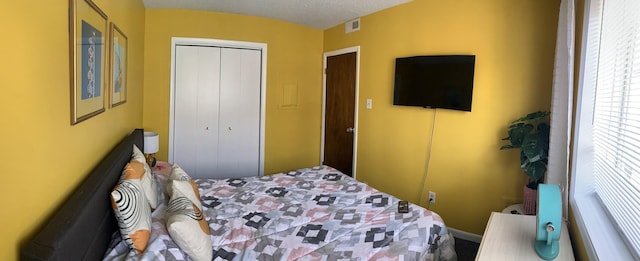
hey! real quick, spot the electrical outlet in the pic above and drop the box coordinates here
[428,191,436,204]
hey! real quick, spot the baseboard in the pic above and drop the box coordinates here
[448,227,482,243]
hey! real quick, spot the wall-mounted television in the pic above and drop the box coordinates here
[393,55,476,112]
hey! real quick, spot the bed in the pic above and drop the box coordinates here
[22,129,457,261]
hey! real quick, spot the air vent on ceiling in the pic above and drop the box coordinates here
[345,18,360,34]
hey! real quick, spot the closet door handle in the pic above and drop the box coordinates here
[346,127,355,133]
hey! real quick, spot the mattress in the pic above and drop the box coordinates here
[104,164,457,260]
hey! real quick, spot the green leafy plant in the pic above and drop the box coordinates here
[500,111,551,189]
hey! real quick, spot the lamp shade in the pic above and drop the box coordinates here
[143,132,159,154]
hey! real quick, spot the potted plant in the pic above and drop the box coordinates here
[500,111,550,214]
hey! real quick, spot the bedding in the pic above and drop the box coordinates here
[165,164,213,261]
[110,161,152,253]
[104,164,457,261]
[131,145,159,209]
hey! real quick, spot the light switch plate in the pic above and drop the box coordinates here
[366,98,372,109]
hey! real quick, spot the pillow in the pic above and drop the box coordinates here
[152,161,172,185]
[166,164,202,201]
[132,145,159,209]
[166,165,212,261]
[111,162,151,254]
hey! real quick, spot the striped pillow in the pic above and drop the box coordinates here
[166,164,202,201]
[111,161,151,254]
[166,165,212,261]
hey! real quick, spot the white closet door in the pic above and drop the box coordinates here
[173,45,261,179]
[174,45,221,177]
[218,48,261,177]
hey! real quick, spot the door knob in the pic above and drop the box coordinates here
[346,127,355,133]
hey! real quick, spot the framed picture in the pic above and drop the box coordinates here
[69,0,108,125]
[109,23,127,107]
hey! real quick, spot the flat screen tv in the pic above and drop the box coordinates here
[393,55,475,111]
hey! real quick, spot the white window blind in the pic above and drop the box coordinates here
[592,0,640,255]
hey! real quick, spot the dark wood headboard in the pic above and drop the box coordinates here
[21,129,144,261]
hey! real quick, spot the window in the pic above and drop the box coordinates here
[571,0,640,259]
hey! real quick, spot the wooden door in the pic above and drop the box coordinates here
[324,52,356,176]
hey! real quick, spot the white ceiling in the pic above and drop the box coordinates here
[142,0,412,29]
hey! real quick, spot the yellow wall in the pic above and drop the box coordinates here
[324,0,560,234]
[0,0,567,259]
[0,0,145,260]
[143,9,324,174]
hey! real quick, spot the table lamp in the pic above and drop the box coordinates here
[143,131,159,167]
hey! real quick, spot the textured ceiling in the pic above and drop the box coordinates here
[142,0,412,29]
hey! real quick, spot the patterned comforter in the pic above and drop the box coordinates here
[104,165,457,261]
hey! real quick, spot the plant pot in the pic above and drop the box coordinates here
[523,185,537,215]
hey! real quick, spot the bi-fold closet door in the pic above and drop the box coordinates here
[173,44,261,179]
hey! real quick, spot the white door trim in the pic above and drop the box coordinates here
[169,37,267,176]
[321,46,360,178]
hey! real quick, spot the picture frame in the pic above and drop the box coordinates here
[109,23,128,107]
[69,0,108,125]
